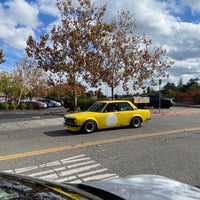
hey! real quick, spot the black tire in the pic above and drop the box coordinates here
[130,117,142,128]
[82,120,96,133]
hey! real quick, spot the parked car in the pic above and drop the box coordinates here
[0,171,200,200]
[27,101,44,109]
[51,100,62,107]
[37,99,54,108]
[147,95,173,108]
[64,100,150,133]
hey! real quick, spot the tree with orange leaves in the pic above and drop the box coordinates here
[25,0,111,110]
[97,10,174,99]
[25,0,174,108]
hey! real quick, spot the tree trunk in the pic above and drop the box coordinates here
[73,85,77,111]
[111,86,114,100]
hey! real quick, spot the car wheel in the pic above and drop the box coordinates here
[82,120,96,133]
[130,117,142,128]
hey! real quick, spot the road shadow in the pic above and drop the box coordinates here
[43,130,88,137]
[44,126,143,137]
[43,129,78,137]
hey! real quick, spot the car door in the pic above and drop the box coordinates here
[99,103,122,129]
[116,102,135,126]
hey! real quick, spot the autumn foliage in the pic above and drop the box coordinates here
[25,0,174,109]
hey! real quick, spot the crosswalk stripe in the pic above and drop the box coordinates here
[82,174,118,181]
[29,169,55,177]
[78,168,108,178]
[59,164,101,176]
[4,154,119,183]
[67,160,96,168]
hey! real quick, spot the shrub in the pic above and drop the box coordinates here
[19,103,27,109]
[1,102,9,110]
[26,103,34,110]
[9,103,18,110]
[63,98,74,110]
[78,98,95,110]
[64,98,95,111]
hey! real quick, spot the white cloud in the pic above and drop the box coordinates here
[1,0,200,88]
[0,0,39,49]
[182,0,200,13]
[38,0,58,17]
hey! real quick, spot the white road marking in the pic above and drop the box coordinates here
[55,176,78,183]
[39,161,61,167]
[39,173,58,180]
[15,166,38,173]
[4,154,118,183]
[29,169,55,177]
[82,174,118,181]
[78,168,108,177]
[67,160,96,168]
[60,164,101,176]
[62,157,91,164]
[60,155,85,162]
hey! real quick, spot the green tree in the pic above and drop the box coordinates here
[184,78,199,91]
[162,82,176,98]
[177,77,183,91]
[0,71,13,101]
[13,57,49,104]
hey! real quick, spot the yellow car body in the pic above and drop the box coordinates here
[64,100,150,133]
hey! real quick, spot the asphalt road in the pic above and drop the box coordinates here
[0,106,200,188]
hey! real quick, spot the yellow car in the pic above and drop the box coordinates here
[64,100,150,133]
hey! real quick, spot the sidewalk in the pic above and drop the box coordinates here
[150,105,200,116]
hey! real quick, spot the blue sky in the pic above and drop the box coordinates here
[1,0,200,95]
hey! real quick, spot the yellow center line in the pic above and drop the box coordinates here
[1,127,200,161]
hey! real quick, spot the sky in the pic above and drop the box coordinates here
[0,0,200,95]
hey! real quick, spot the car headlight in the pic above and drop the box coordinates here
[64,117,77,124]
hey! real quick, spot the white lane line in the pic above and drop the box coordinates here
[70,180,83,184]
[67,160,96,168]
[15,166,38,173]
[61,157,91,164]
[39,161,61,167]
[4,154,119,183]
[82,174,118,181]
[60,155,86,162]
[55,176,78,183]
[29,169,54,177]
[78,168,108,178]
[54,167,66,171]
[60,164,101,176]
[39,173,58,180]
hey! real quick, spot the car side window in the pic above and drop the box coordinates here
[118,102,133,111]
[104,103,117,112]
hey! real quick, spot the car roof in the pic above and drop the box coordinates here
[96,100,132,103]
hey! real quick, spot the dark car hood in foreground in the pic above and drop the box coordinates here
[80,174,200,200]
[1,171,200,199]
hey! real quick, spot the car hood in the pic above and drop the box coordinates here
[80,174,200,200]
[65,111,99,118]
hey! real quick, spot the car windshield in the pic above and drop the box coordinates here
[87,102,106,112]
[0,175,77,200]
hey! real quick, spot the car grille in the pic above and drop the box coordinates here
[64,117,76,124]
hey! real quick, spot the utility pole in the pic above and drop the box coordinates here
[159,79,162,113]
